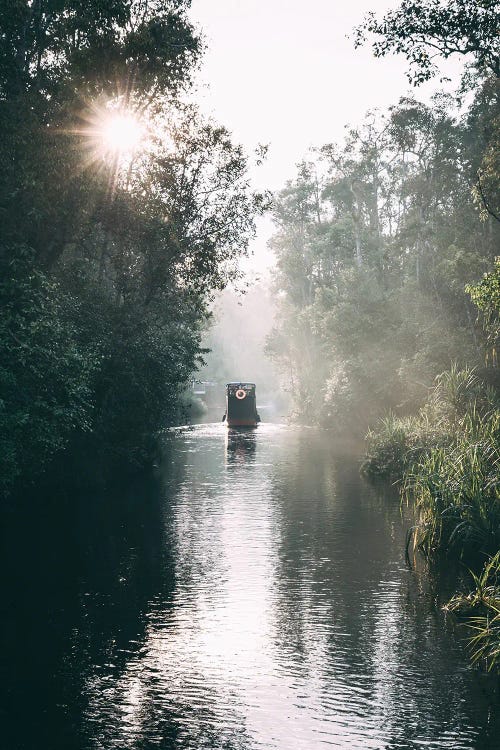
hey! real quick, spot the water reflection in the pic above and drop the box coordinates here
[0,474,177,750]
[225,427,257,465]
[1,424,498,749]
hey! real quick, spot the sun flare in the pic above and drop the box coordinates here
[99,112,144,156]
[76,101,147,172]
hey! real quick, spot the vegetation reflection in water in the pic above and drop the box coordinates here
[71,425,498,749]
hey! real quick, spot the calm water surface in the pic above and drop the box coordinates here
[1,424,499,749]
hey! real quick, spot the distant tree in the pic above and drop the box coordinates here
[354,0,500,85]
[467,78,500,223]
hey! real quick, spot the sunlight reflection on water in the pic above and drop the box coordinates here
[73,424,499,749]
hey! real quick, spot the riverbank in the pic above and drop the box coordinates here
[363,365,500,672]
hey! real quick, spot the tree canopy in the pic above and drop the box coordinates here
[267,86,499,429]
[0,1,264,494]
[354,0,500,84]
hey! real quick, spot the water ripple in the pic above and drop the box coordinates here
[6,423,496,750]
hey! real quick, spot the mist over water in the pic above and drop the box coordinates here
[197,283,287,417]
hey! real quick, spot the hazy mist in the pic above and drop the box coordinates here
[197,283,287,417]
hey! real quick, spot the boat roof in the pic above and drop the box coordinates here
[226,382,255,386]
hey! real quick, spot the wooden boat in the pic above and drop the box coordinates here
[222,382,261,427]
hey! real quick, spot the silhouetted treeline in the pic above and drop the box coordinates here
[0,1,263,495]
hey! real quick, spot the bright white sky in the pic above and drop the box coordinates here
[189,0,464,273]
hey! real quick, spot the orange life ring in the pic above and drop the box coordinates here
[235,389,246,400]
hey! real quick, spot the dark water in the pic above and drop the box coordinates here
[1,424,499,750]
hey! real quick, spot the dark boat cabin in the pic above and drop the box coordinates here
[223,382,261,427]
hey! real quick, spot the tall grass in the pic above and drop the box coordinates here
[446,552,500,672]
[405,407,500,560]
[362,365,488,480]
[364,365,500,670]
[362,411,446,479]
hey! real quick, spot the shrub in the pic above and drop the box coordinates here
[446,552,500,673]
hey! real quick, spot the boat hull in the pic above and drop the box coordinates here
[226,418,258,427]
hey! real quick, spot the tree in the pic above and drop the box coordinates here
[267,93,497,430]
[0,0,200,99]
[467,258,500,364]
[354,0,500,85]
[0,3,264,494]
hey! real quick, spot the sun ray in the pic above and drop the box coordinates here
[72,99,147,176]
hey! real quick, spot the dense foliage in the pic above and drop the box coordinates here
[467,258,500,364]
[267,85,499,429]
[0,1,263,494]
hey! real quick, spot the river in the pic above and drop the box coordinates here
[1,423,499,749]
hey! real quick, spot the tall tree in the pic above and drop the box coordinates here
[267,93,498,430]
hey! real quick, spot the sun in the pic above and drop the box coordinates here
[75,101,147,171]
[99,112,144,156]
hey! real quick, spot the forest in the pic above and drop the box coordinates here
[267,85,499,429]
[0,0,265,494]
[0,0,499,683]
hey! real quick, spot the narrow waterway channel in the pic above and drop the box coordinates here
[1,424,499,749]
